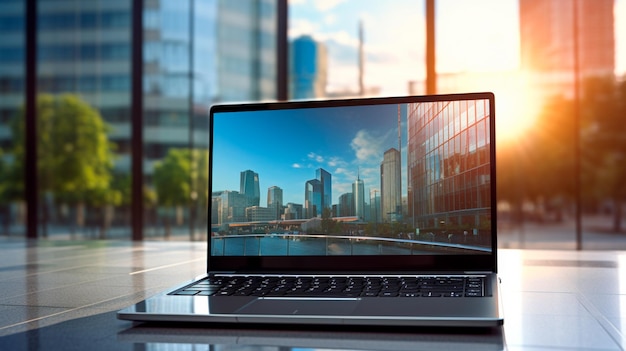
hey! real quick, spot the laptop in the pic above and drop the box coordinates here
[118,92,503,327]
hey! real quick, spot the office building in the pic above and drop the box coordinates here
[407,100,491,232]
[370,189,381,224]
[353,175,366,220]
[304,179,322,219]
[316,168,332,214]
[246,206,275,222]
[290,35,327,99]
[380,148,402,222]
[240,170,260,208]
[267,185,283,220]
[214,190,247,225]
[284,202,303,220]
[338,193,354,217]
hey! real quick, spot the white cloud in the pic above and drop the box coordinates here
[326,30,359,47]
[327,156,347,168]
[292,163,303,169]
[307,152,325,163]
[334,167,351,176]
[324,13,337,26]
[288,18,320,39]
[315,0,346,12]
[350,129,390,162]
[313,7,426,95]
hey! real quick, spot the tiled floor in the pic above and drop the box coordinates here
[0,237,625,350]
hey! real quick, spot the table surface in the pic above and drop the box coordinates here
[0,238,625,351]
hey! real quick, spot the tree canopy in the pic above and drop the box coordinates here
[153,148,209,237]
[11,94,116,205]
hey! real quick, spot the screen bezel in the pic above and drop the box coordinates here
[208,92,497,274]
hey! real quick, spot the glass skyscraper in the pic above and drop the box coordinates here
[304,179,322,219]
[240,170,260,208]
[316,168,332,214]
[267,185,283,220]
[380,148,402,222]
[352,175,365,220]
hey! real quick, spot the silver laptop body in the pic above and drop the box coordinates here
[118,92,503,327]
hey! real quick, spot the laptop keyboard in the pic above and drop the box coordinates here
[170,275,486,298]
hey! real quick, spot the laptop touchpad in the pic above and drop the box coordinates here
[236,298,359,316]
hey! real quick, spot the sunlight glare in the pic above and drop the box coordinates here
[492,72,542,145]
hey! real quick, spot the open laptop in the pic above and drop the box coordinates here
[118,92,503,327]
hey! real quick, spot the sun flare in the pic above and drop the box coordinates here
[491,72,542,145]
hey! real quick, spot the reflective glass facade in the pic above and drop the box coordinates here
[316,168,332,214]
[407,99,491,243]
[304,179,321,219]
[216,0,277,101]
[0,0,278,239]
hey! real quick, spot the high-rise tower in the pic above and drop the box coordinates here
[304,179,322,219]
[380,148,402,222]
[267,185,283,220]
[240,170,260,207]
[316,168,332,214]
[353,170,365,220]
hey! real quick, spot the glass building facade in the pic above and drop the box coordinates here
[0,0,279,239]
[407,99,491,242]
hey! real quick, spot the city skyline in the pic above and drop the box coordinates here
[212,103,407,207]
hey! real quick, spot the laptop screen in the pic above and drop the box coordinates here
[209,93,496,272]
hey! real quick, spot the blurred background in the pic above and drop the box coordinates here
[0,0,624,249]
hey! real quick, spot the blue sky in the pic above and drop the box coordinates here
[212,104,407,206]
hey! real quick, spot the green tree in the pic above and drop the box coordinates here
[11,94,116,236]
[153,148,209,238]
[581,77,626,232]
